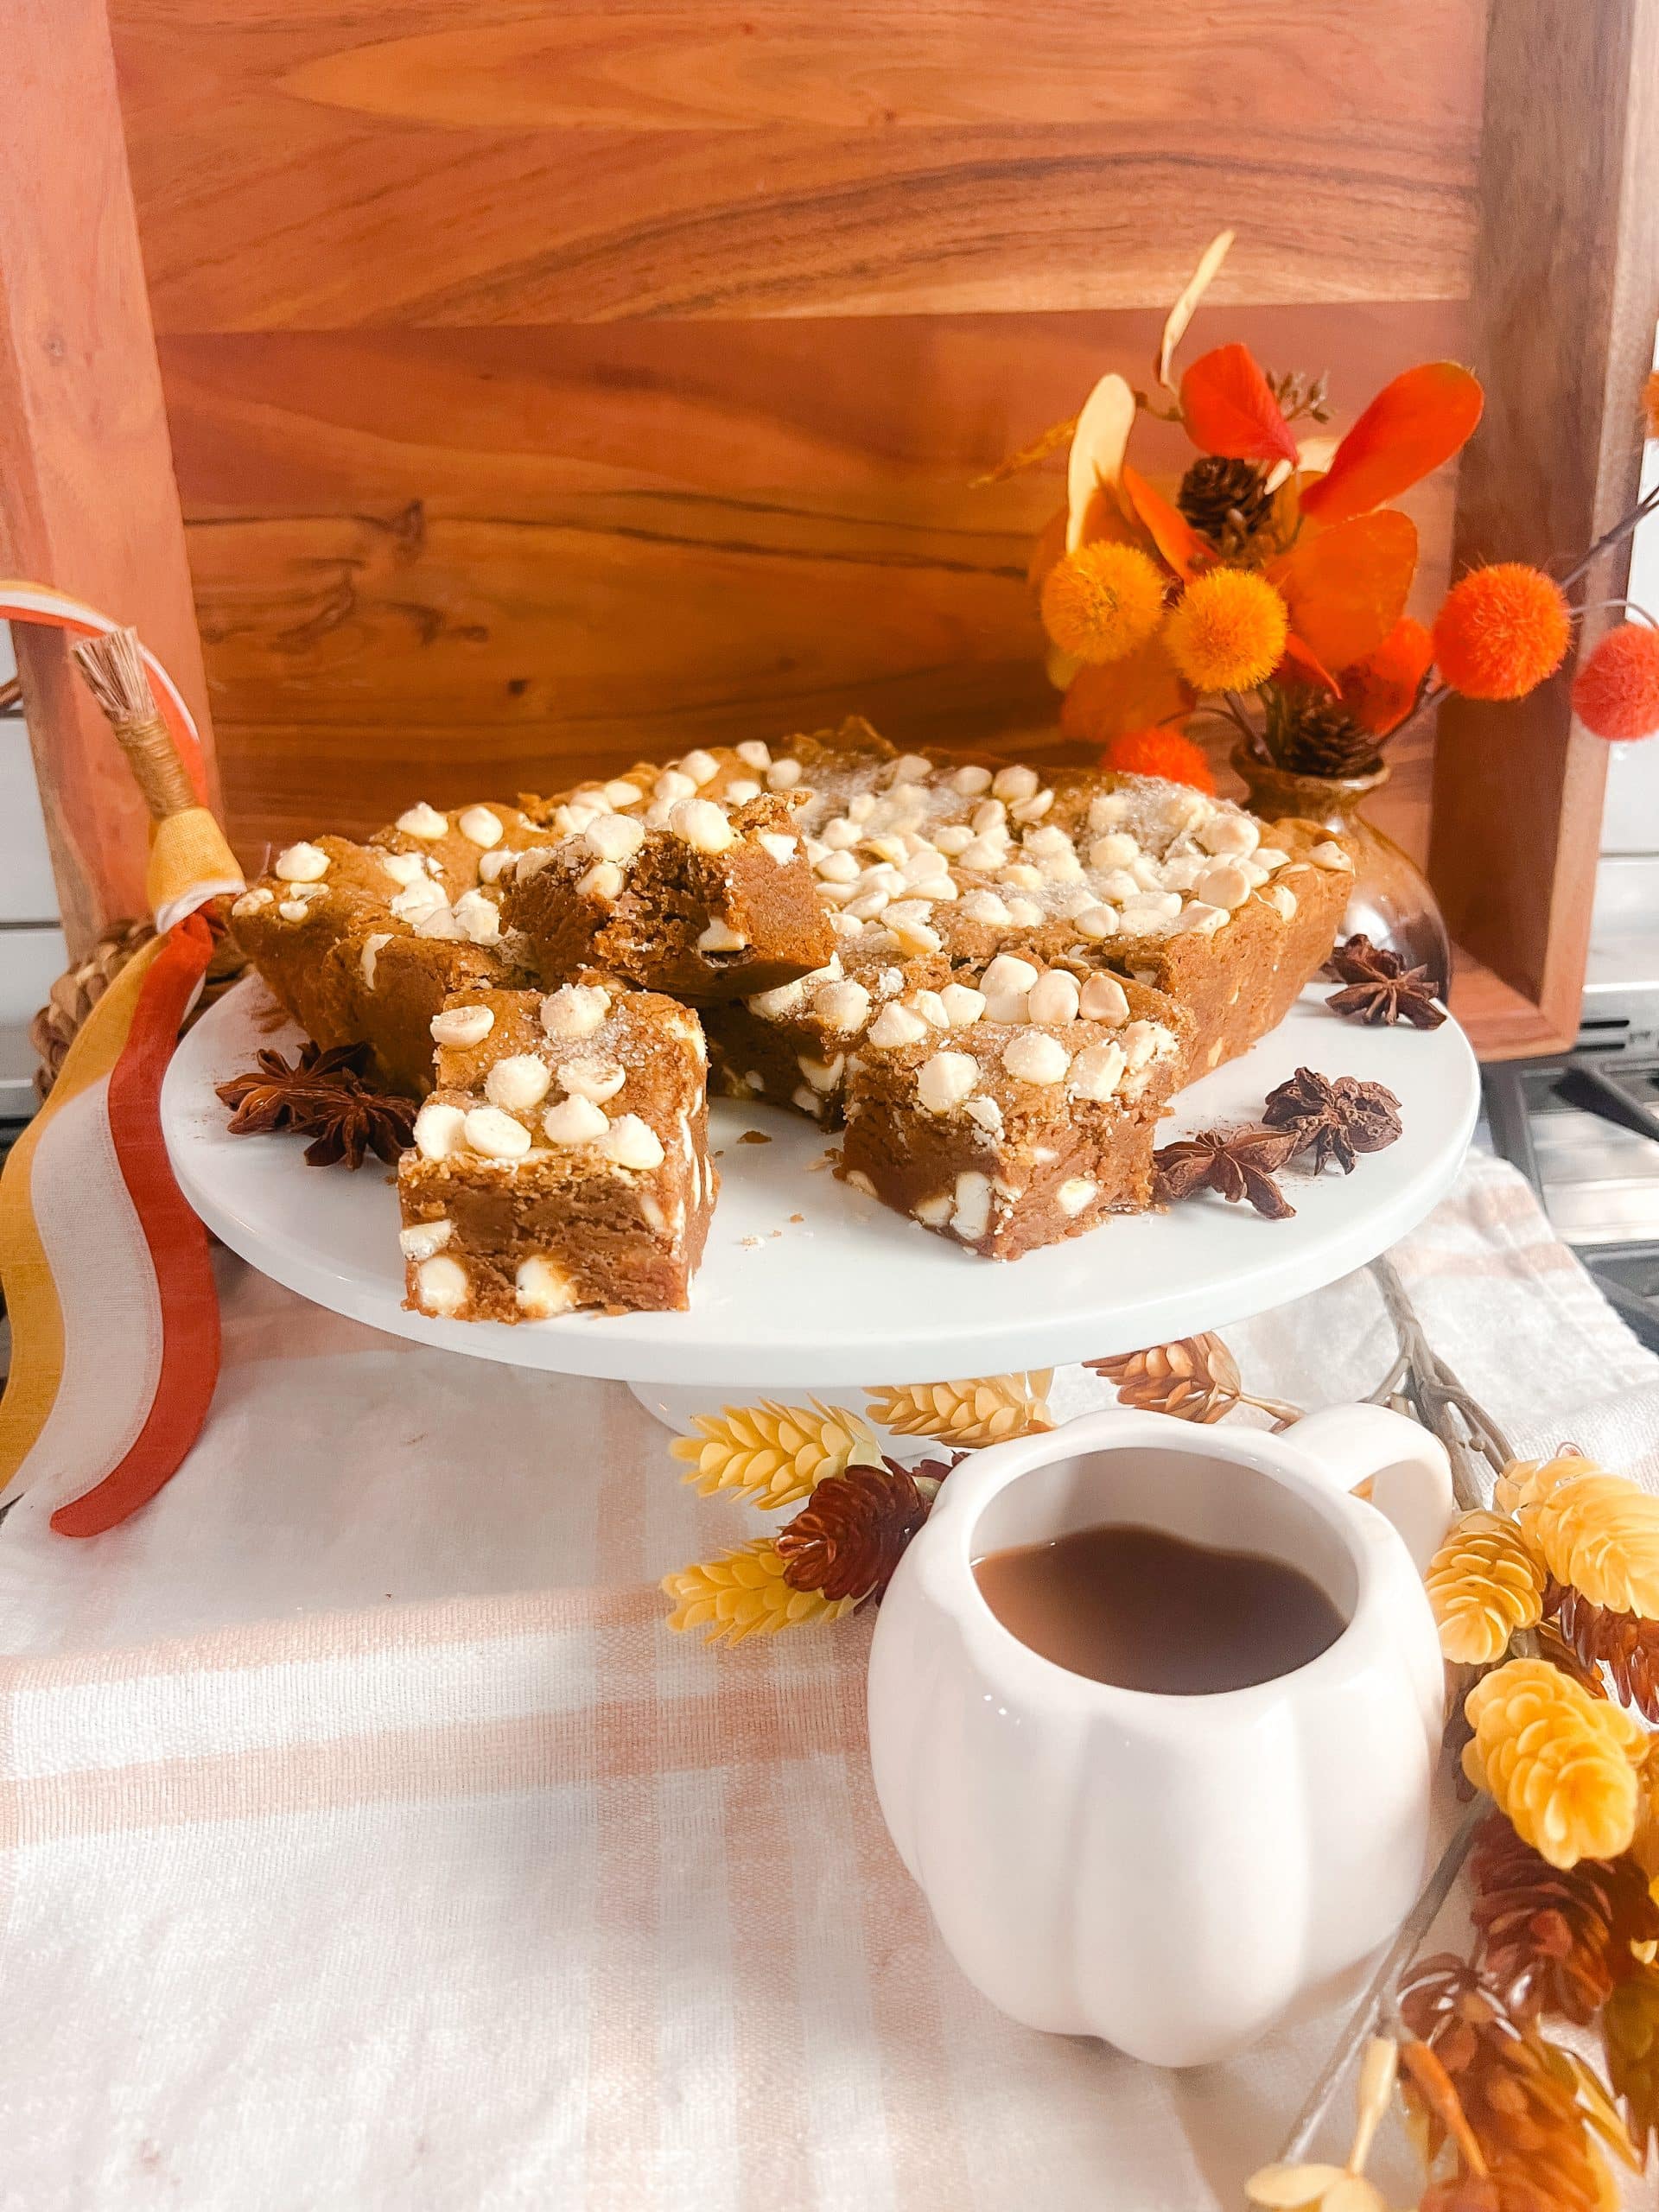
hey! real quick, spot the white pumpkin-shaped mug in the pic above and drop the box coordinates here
[868,1402,1453,2068]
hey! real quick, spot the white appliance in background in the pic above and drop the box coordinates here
[0,626,67,1122]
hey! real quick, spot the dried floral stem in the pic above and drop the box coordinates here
[1559,480,1659,594]
[1276,1796,1486,2165]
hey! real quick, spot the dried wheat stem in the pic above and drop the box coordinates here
[70,627,195,821]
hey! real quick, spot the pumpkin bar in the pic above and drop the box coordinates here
[837,960,1187,1259]
[499,788,833,1002]
[397,978,715,1321]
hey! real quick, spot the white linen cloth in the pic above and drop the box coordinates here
[0,1147,1654,2210]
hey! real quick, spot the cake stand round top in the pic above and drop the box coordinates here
[163,977,1478,1389]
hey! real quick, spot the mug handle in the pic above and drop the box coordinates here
[1287,1403,1456,1573]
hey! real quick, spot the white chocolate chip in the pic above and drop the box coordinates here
[1009,790,1054,823]
[950,764,993,795]
[959,889,1012,926]
[396,802,449,840]
[911,989,950,1029]
[1196,861,1253,909]
[575,861,623,904]
[452,888,502,944]
[414,1099,467,1161]
[541,983,610,1039]
[747,978,806,1019]
[463,1105,531,1160]
[1196,810,1261,858]
[1088,832,1139,870]
[723,778,760,804]
[797,1052,846,1094]
[516,1255,577,1318]
[757,831,798,865]
[399,1218,453,1262]
[1073,904,1118,941]
[653,769,697,806]
[390,876,449,924]
[484,1054,552,1111]
[963,1094,1004,1136]
[814,980,871,1033]
[670,798,735,855]
[998,863,1043,892]
[1259,883,1299,919]
[736,740,772,770]
[1027,970,1081,1026]
[1057,1178,1099,1218]
[584,812,645,864]
[938,982,987,1028]
[430,1002,496,1048]
[678,748,719,786]
[815,849,860,884]
[982,954,1039,1000]
[1310,840,1353,870]
[232,887,274,916]
[913,1192,954,1227]
[868,1003,928,1048]
[357,931,392,990]
[1001,1032,1071,1084]
[892,753,931,783]
[558,1057,626,1103]
[275,841,328,883]
[932,823,975,855]
[696,918,749,952]
[991,764,1039,803]
[543,1095,609,1145]
[414,905,463,940]
[917,1050,978,1113]
[416,1255,468,1315]
[1179,901,1229,936]
[1122,1020,1164,1071]
[1255,847,1291,872]
[955,837,1005,874]
[603,779,644,810]
[766,759,804,791]
[951,1172,993,1242]
[605,1114,664,1171]
[888,917,941,957]
[1078,974,1130,1025]
[476,849,512,885]
[277,900,310,923]
[456,805,504,849]
[1069,1043,1127,1100]
[791,1085,824,1117]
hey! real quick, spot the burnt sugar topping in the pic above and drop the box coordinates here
[229,719,1358,1316]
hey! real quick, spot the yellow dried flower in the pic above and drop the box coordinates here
[1039,542,1166,665]
[1463,1657,1649,1868]
[1425,1508,1548,1665]
[1494,1448,1596,1516]
[865,1372,1053,1449]
[1521,1469,1659,1619]
[661,1538,859,1643]
[670,1397,877,1510]
[1163,567,1289,693]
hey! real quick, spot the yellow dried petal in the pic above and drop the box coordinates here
[1493,1448,1597,1516]
[1464,1657,1647,1866]
[669,1398,874,1507]
[661,1539,858,1643]
[865,1374,1052,1449]
[1522,1470,1659,1618]
[1424,1509,1548,1665]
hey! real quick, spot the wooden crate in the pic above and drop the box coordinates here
[2,0,1656,1056]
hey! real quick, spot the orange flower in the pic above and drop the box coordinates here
[1164,569,1288,693]
[1039,542,1166,664]
[1433,564,1573,702]
[1573,621,1659,741]
[1338,617,1436,735]
[1102,727,1216,793]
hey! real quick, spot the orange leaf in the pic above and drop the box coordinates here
[1300,362,1484,523]
[1270,509,1419,673]
[1278,634,1341,696]
[1120,463,1204,582]
[1060,632,1193,744]
[1339,615,1435,734]
[1179,343,1299,465]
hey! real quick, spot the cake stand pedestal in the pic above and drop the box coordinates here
[162,980,1480,1426]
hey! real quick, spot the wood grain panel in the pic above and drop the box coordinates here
[111,0,1484,328]
[161,304,1464,862]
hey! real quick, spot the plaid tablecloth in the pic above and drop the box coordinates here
[0,1149,1655,2210]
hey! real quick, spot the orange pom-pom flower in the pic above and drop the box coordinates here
[1338,616,1435,736]
[1039,542,1166,665]
[1101,726,1217,795]
[1163,569,1289,694]
[1573,621,1659,741]
[1433,563,1572,702]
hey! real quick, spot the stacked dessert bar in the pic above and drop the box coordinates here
[231,722,1356,1319]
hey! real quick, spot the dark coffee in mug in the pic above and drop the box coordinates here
[972,1522,1346,1694]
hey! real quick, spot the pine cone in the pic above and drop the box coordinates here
[864,1373,1052,1449]
[1552,1582,1659,1722]
[1471,1812,1659,2024]
[1521,1469,1659,1619]
[1603,1964,1659,2161]
[1176,455,1274,554]
[1463,1658,1649,1868]
[1087,1334,1243,1423]
[670,1398,877,1510]
[1265,691,1385,779]
[1426,1510,1548,1666]
[659,1538,858,1643]
[776,1460,931,1602]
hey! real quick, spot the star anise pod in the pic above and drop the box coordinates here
[1324,933,1446,1029]
[1551,1581,1659,1723]
[775,1455,953,1604]
[1470,1812,1659,2025]
[1262,1066,1404,1173]
[1153,1125,1300,1220]
[215,1041,416,1169]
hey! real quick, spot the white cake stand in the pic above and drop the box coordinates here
[162,977,1479,1426]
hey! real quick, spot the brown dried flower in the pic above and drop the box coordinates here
[1153,1125,1300,1220]
[1084,1333,1303,1426]
[1262,1066,1403,1173]
[215,1041,416,1168]
[1324,934,1446,1030]
[1551,1582,1659,1724]
[1470,1813,1659,2025]
[776,1456,951,1603]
